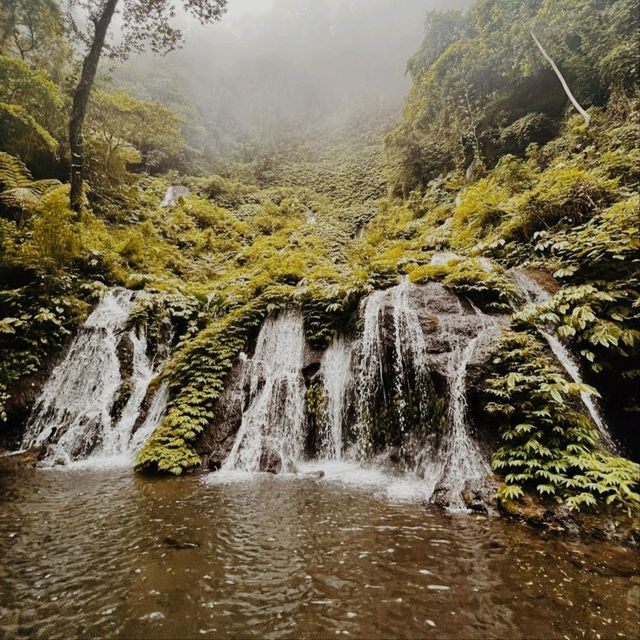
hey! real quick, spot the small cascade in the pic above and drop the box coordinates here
[319,336,352,459]
[352,279,495,508]
[23,289,135,462]
[357,289,388,413]
[390,278,434,411]
[354,280,436,456]
[129,383,170,453]
[222,311,307,472]
[203,282,505,509]
[543,332,615,449]
[99,325,154,456]
[512,270,615,449]
[428,321,493,508]
[22,289,172,465]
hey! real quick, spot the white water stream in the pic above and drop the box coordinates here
[320,335,352,459]
[222,310,307,472]
[353,280,492,507]
[512,270,615,449]
[129,383,170,454]
[23,289,170,465]
[23,290,135,463]
[427,320,493,509]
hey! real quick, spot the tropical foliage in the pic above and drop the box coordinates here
[485,332,639,513]
[0,0,638,521]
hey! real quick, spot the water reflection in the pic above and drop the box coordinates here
[0,469,638,639]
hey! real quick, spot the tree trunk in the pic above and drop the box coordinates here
[530,30,591,127]
[69,0,120,212]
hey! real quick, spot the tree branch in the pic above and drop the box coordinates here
[530,30,591,127]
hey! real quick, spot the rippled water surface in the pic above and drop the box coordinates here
[1,467,638,639]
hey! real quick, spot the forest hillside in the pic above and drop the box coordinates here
[1,0,639,525]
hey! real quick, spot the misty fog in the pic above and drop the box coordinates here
[112,0,470,156]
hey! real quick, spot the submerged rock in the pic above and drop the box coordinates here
[163,537,199,549]
[0,447,46,471]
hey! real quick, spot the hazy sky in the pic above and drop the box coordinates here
[225,0,276,19]
[116,0,471,149]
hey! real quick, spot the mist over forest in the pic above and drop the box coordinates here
[111,0,471,160]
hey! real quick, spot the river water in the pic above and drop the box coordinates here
[1,467,638,640]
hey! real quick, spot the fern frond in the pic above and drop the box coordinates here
[0,152,61,210]
[0,151,32,189]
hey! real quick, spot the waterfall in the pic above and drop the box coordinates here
[357,289,388,415]
[390,278,434,422]
[543,332,615,449]
[353,279,493,507]
[320,336,352,459]
[99,326,154,456]
[222,310,307,472]
[355,280,436,447]
[512,270,615,449]
[23,289,135,463]
[22,289,171,465]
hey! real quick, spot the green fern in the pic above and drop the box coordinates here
[0,151,60,210]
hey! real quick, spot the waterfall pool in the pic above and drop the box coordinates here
[1,468,638,639]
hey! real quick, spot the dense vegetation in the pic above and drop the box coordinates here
[1,0,638,518]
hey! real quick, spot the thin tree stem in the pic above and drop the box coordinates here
[530,30,591,127]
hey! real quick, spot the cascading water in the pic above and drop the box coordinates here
[354,280,436,454]
[352,279,494,507]
[22,289,135,463]
[390,278,435,430]
[319,336,352,459]
[129,383,170,454]
[512,270,615,449]
[356,289,388,417]
[427,319,493,509]
[544,332,615,450]
[22,289,171,465]
[99,325,154,457]
[222,310,307,472]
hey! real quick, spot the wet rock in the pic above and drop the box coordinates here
[462,475,499,513]
[110,379,134,423]
[304,470,325,479]
[260,448,282,474]
[302,362,321,385]
[196,361,245,464]
[116,332,135,380]
[207,457,221,471]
